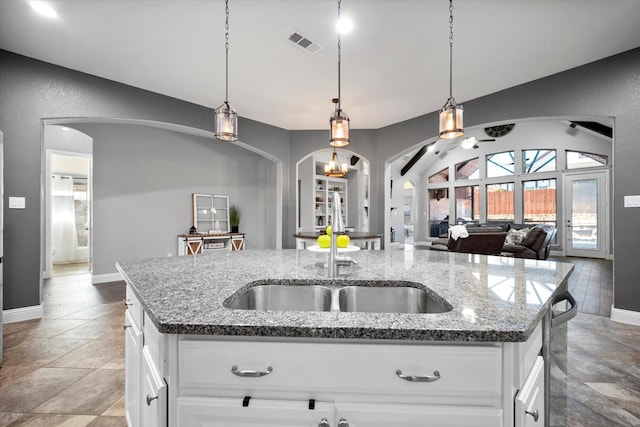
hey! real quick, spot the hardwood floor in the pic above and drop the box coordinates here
[1,256,639,426]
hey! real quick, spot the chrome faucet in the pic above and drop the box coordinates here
[328,191,345,278]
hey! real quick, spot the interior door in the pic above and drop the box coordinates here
[564,171,608,258]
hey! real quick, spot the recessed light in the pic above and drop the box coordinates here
[336,16,353,34]
[29,1,58,19]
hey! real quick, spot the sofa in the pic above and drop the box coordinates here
[500,224,557,260]
[429,227,507,256]
[430,223,556,259]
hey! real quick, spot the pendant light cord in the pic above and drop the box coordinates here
[225,0,230,104]
[337,0,342,112]
[448,0,454,101]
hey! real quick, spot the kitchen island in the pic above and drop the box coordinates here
[117,249,574,427]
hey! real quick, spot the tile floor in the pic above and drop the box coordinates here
[1,273,126,426]
[1,256,639,426]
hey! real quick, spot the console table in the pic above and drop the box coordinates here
[294,231,382,250]
[177,233,245,255]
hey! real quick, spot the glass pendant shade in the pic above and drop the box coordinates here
[325,150,347,177]
[214,101,238,142]
[439,102,464,139]
[330,110,350,147]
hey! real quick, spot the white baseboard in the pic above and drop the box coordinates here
[611,306,640,326]
[3,304,44,323]
[92,272,123,284]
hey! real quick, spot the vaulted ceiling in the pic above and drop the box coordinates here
[1,0,639,130]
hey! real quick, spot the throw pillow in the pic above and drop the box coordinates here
[505,228,529,245]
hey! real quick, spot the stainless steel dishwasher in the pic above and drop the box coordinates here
[543,290,578,427]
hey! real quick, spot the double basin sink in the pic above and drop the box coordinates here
[224,281,452,314]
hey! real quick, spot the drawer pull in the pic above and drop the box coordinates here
[231,365,273,377]
[318,418,330,427]
[395,369,441,382]
[146,394,158,406]
[526,409,539,422]
[337,419,350,427]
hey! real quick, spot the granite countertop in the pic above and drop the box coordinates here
[116,249,574,343]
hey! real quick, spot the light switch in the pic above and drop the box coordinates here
[624,195,640,208]
[9,197,26,209]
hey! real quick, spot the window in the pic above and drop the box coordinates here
[487,151,515,178]
[523,179,557,228]
[429,167,449,183]
[455,158,479,180]
[523,150,556,173]
[566,150,607,169]
[455,186,479,223]
[486,183,514,222]
[428,188,449,237]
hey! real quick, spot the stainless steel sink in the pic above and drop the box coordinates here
[337,286,451,314]
[224,284,332,311]
[224,282,452,314]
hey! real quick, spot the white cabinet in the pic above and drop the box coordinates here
[125,299,544,427]
[141,347,167,427]
[177,397,334,426]
[177,233,245,255]
[124,310,141,427]
[124,287,143,427]
[515,357,545,427]
[335,402,502,427]
[125,285,168,427]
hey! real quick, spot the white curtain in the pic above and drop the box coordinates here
[52,175,78,262]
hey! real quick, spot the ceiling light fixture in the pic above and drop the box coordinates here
[29,1,57,19]
[325,148,348,178]
[214,0,238,142]
[461,137,477,150]
[329,0,350,147]
[439,0,463,140]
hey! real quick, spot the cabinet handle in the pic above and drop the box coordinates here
[525,409,539,422]
[123,299,131,308]
[337,419,350,427]
[146,394,158,406]
[123,325,131,330]
[231,365,273,377]
[318,418,330,427]
[395,369,441,382]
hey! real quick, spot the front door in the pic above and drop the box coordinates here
[564,170,608,258]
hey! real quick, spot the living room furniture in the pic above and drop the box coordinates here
[429,229,507,256]
[501,224,557,260]
[177,233,245,255]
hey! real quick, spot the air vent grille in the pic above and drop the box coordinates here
[288,30,324,55]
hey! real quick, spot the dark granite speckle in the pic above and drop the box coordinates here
[116,249,574,342]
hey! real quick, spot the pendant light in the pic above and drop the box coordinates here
[214,0,238,142]
[330,0,350,147]
[324,148,348,178]
[439,0,463,139]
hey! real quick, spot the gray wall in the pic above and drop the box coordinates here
[1,48,639,315]
[0,50,289,310]
[69,123,276,274]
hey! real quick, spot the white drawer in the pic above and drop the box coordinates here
[125,285,143,329]
[178,340,502,402]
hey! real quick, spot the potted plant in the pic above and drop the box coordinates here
[229,205,241,233]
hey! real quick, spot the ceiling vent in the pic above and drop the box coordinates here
[287,30,324,55]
